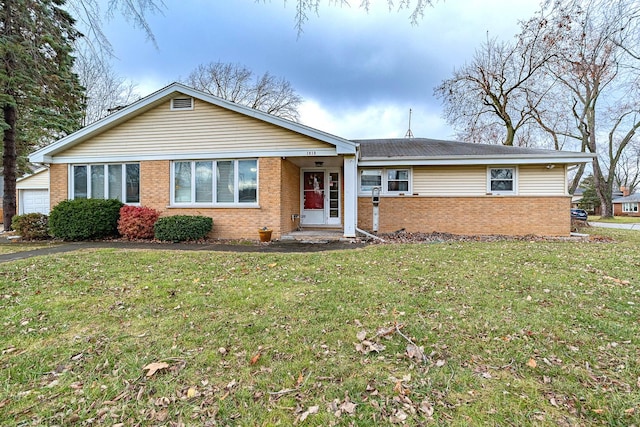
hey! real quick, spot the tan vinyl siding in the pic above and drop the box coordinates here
[412,166,486,196]
[61,99,333,159]
[16,169,49,189]
[519,165,567,196]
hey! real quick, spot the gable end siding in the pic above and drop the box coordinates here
[60,99,334,159]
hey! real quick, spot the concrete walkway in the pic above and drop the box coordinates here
[589,221,640,230]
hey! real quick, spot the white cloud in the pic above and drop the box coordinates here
[299,98,453,140]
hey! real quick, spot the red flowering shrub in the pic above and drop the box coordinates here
[117,206,160,239]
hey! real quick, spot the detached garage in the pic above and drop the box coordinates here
[17,168,50,215]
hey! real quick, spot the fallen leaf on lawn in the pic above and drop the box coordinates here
[268,263,277,268]
[340,400,357,414]
[356,330,367,341]
[250,352,261,365]
[298,405,319,423]
[187,387,197,398]
[419,400,434,417]
[624,408,635,416]
[527,358,537,368]
[406,344,425,361]
[592,408,604,414]
[143,362,169,377]
[296,372,304,387]
[390,409,408,423]
[436,359,446,367]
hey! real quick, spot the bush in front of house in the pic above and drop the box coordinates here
[49,198,124,240]
[154,215,213,242]
[117,205,160,239]
[11,213,50,240]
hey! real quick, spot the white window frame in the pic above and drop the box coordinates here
[358,168,412,195]
[170,159,258,207]
[622,202,638,213]
[487,166,518,195]
[70,163,140,204]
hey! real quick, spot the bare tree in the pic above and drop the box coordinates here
[279,0,436,34]
[434,26,555,146]
[74,45,140,125]
[615,142,640,194]
[183,62,303,122]
[530,0,640,216]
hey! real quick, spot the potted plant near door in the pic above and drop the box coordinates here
[258,227,272,242]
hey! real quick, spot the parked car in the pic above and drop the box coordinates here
[571,208,588,221]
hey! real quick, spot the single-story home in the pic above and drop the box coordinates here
[612,192,639,217]
[28,82,594,239]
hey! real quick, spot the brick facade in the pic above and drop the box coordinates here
[613,202,640,217]
[357,195,572,236]
[49,158,294,240]
[49,164,68,208]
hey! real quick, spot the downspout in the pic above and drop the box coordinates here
[356,227,385,242]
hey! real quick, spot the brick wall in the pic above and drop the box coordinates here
[280,159,300,234]
[49,164,68,209]
[614,202,640,217]
[358,195,572,236]
[49,158,290,240]
[141,158,284,240]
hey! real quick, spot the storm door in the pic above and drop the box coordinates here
[301,170,341,226]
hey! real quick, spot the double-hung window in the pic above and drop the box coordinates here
[359,168,411,194]
[488,167,516,195]
[72,163,139,203]
[172,159,258,205]
[622,202,638,213]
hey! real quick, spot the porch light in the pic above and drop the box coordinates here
[315,161,324,167]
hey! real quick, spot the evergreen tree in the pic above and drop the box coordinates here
[1,0,84,230]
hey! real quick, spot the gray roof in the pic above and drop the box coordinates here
[355,138,586,160]
[613,193,640,203]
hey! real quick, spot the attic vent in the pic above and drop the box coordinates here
[171,97,193,110]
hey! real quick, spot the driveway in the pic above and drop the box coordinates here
[589,221,640,230]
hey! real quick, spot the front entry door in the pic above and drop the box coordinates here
[301,170,341,226]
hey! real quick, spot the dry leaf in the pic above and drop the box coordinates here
[436,359,446,367]
[268,263,277,268]
[340,400,357,414]
[624,408,635,416]
[143,362,169,377]
[526,358,537,368]
[356,330,367,341]
[187,387,197,398]
[250,352,261,365]
[419,400,434,417]
[296,372,304,387]
[299,405,319,422]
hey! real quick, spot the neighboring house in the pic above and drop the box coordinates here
[16,167,50,215]
[28,83,594,239]
[612,193,640,217]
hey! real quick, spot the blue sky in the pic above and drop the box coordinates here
[96,0,542,139]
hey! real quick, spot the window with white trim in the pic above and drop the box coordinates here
[622,202,638,213]
[172,159,257,205]
[72,163,139,203]
[359,168,411,194]
[488,167,516,195]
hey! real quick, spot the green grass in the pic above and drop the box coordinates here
[0,242,61,255]
[589,215,640,223]
[1,230,639,426]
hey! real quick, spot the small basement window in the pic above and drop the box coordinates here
[171,97,194,110]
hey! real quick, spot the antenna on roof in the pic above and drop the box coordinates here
[404,108,414,138]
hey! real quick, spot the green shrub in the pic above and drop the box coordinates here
[154,215,213,242]
[117,205,160,239]
[11,213,50,240]
[49,198,124,240]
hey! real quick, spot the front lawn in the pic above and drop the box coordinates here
[589,215,640,223]
[0,230,638,426]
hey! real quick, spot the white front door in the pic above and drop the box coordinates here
[301,170,341,226]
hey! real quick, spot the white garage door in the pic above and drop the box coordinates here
[21,189,50,215]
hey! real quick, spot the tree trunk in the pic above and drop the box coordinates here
[592,157,613,218]
[568,163,586,195]
[3,105,17,230]
[504,124,515,146]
